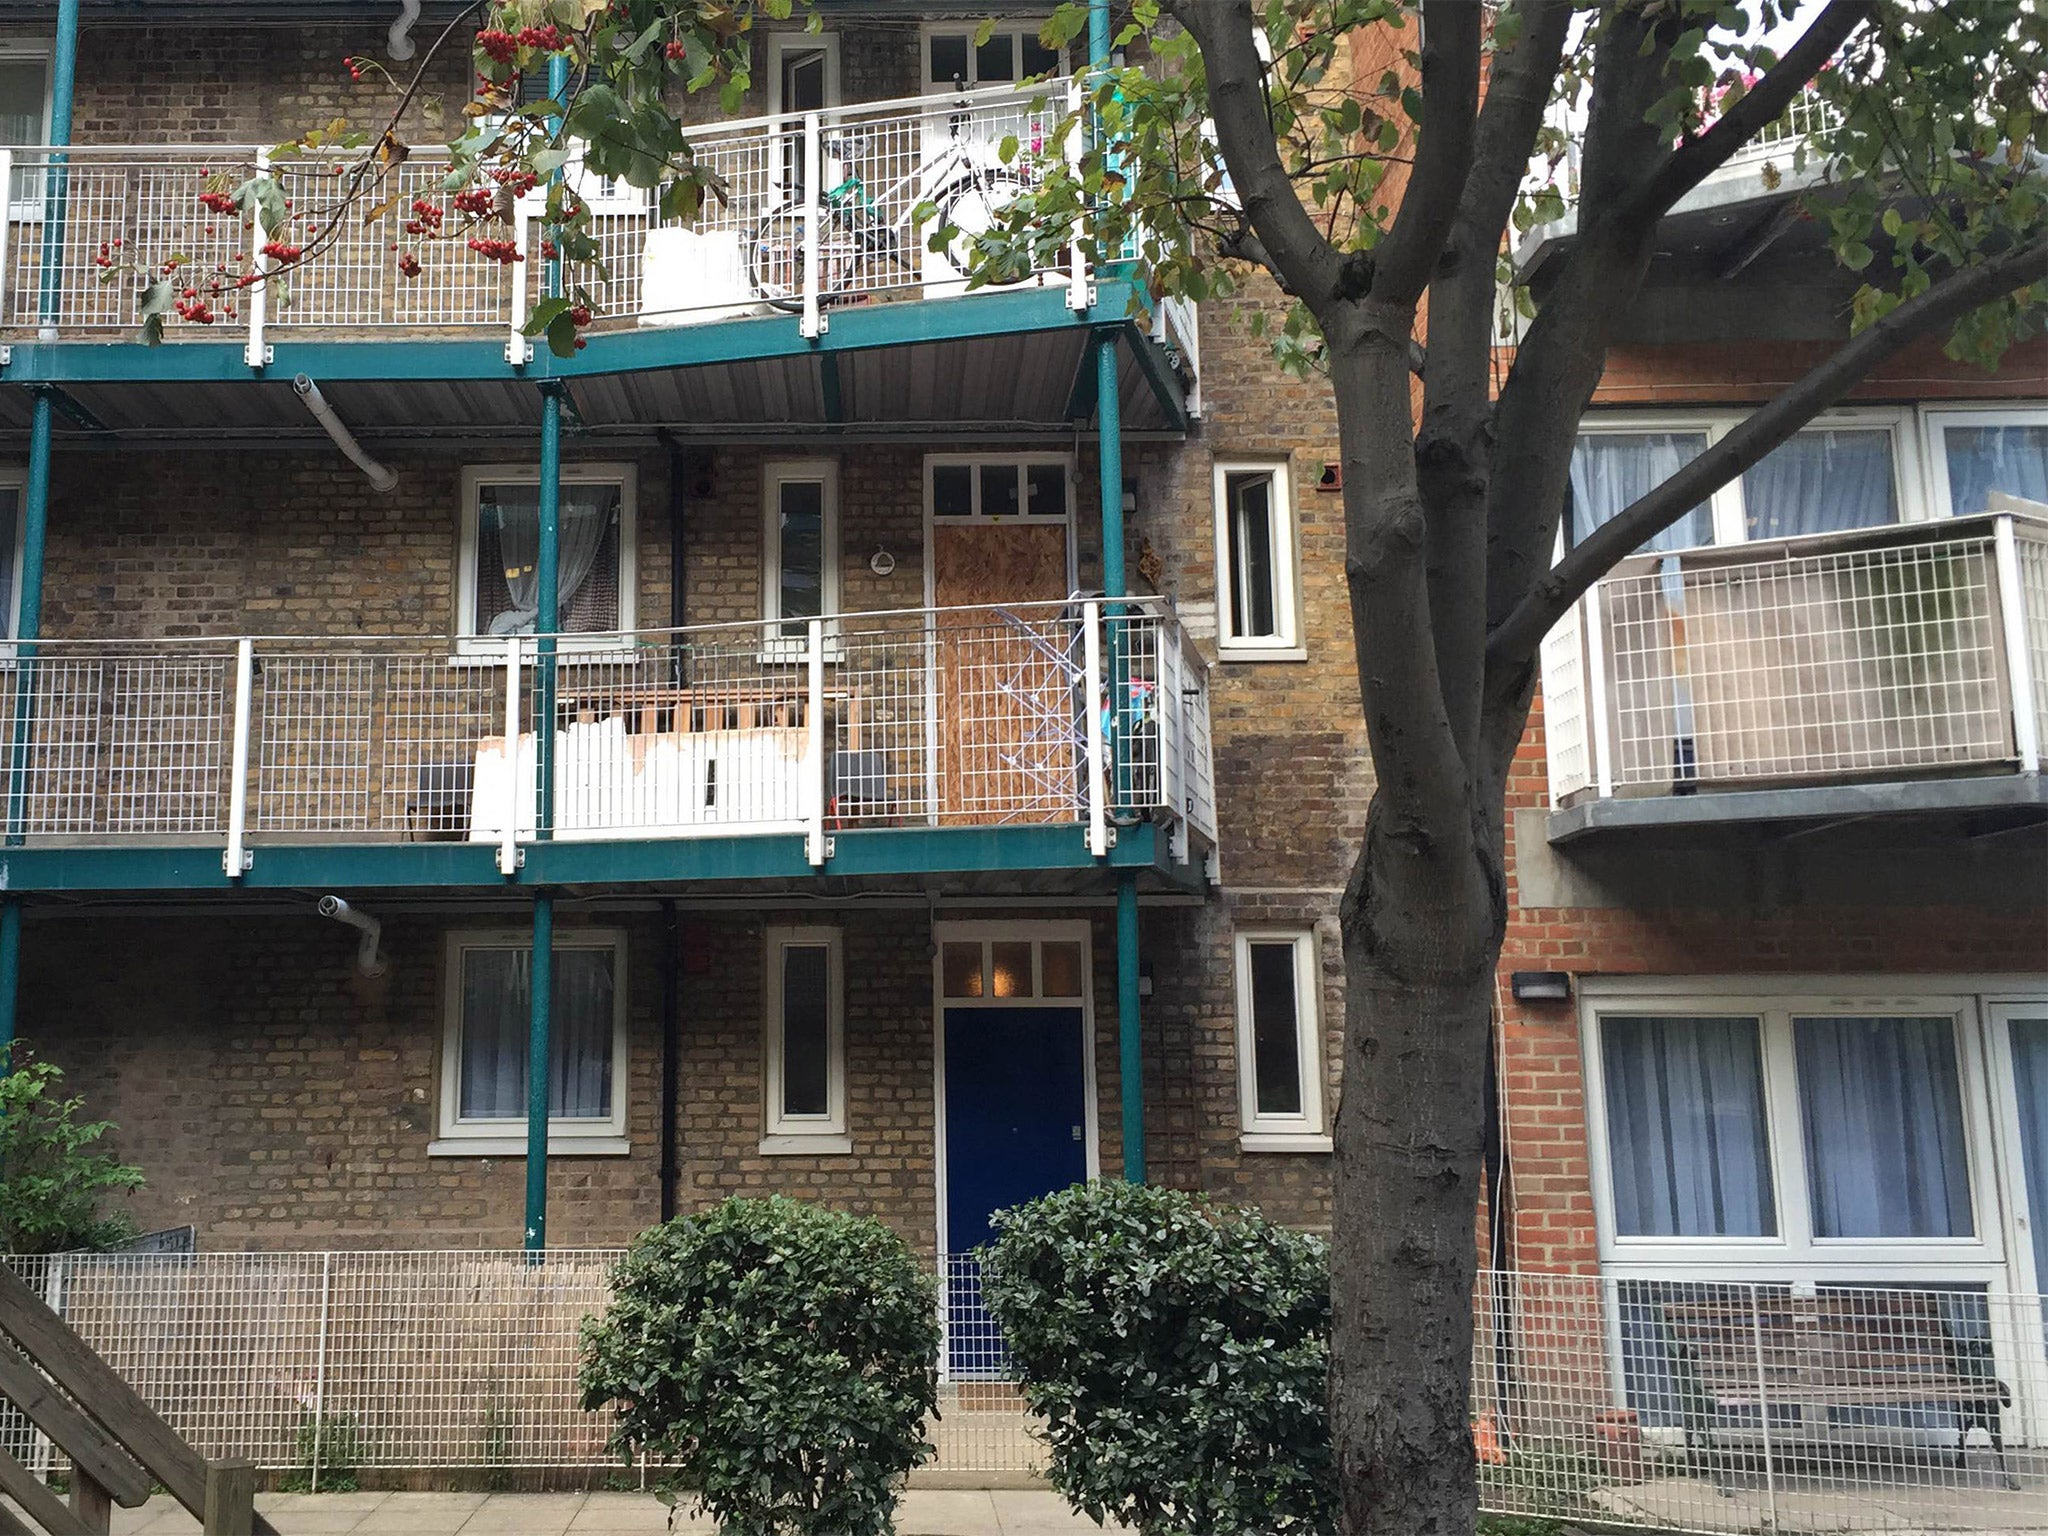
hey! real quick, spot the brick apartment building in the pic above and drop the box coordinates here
[0,0,2040,1430]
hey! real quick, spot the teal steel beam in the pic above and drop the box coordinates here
[1116,874,1143,1181]
[524,891,553,1252]
[1123,331,1189,434]
[0,281,1153,386]
[37,0,81,329]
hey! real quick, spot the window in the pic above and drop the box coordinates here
[0,47,49,212]
[1586,985,2005,1279]
[0,474,21,642]
[1213,461,1303,659]
[1234,931,1327,1150]
[1567,410,1915,554]
[938,933,1087,1000]
[434,929,628,1154]
[764,927,847,1150]
[924,25,1061,89]
[768,33,840,196]
[764,459,839,642]
[927,456,1071,521]
[1928,407,2048,518]
[1601,1015,1776,1238]
[457,465,636,648]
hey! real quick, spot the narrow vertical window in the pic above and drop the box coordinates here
[764,461,839,643]
[1213,462,1301,658]
[1234,931,1326,1147]
[764,927,846,1146]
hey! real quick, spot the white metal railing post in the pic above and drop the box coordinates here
[800,112,823,340]
[498,635,522,876]
[1082,599,1108,856]
[507,205,532,365]
[1993,514,2041,773]
[1065,79,1090,311]
[806,617,827,866]
[311,1251,333,1493]
[222,637,254,877]
[1750,1283,1779,1532]
[243,149,270,369]
[1583,584,1615,799]
[0,150,13,326]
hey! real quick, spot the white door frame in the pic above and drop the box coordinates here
[1986,996,2048,1444]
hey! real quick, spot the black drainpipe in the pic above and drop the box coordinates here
[659,898,681,1223]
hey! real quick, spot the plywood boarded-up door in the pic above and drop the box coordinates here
[930,460,1080,825]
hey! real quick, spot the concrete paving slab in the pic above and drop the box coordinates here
[896,1490,1003,1535]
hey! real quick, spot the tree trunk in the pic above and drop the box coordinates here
[1331,791,1504,1536]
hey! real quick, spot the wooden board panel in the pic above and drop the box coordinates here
[931,523,1077,824]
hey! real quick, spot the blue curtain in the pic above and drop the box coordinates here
[1602,1015,1776,1237]
[1740,429,1897,538]
[1568,432,1714,554]
[1944,425,2048,516]
[1795,1015,1973,1238]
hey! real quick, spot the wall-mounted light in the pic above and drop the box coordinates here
[1138,960,1155,998]
[1509,971,1573,1004]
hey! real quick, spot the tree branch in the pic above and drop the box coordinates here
[1368,0,1482,308]
[1484,235,2048,668]
[1174,0,1344,309]
[1616,0,1874,228]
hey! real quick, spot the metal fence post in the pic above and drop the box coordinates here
[311,1251,333,1493]
[1082,600,1108,857]
[806,617,827,867]
[1750,1283,1778,1532]
[1065,79,1089,312]
[800,112,823,340]
[223,637,254,877]
[0,149,13,326]
[244,149,270,370]
[507,206,532,365]
[1583,584,1615,799]
[498,636,522,876]
[1993,514,2041,774]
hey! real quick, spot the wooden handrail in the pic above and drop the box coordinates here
[0,1263,270,1535]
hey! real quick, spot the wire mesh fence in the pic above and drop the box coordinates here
[0,603,1214,854]
[0,81,1079,341]
[1542,513,2048,805]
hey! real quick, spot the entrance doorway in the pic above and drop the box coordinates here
[934,922,1095,1375]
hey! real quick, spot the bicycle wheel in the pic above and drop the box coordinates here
[932,170,1034,285]
[750,203,809,312]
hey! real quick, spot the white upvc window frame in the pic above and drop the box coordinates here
[1569,406,1930,553]
[1233,928,1329,1152]
[0,42,52,222]
[762,925,849,1153]
[763,458,841,658]
[1579,975,2022,1285]
[0,468,27,642]
[919,21,1064,91]
[765,31,842,202]
[454,462,639,659]
[922,452,1077,526]
[1921,403,2048,520]
[432,927,631,1157]
[1212,459,1305,661]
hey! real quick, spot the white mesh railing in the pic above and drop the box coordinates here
[0,80,1085,346]
[0,600,1213,857]
[6,1254,2046,1525]
[1550,513,2048,805]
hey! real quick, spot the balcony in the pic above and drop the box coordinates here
[0,82,1196,369]
[1543,511,2048,841]
[0,600,1216,891]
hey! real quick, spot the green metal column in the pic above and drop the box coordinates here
[1095,328,1143,1182]
[38,0,81,329]
[523,892,554,1251]
[524,46,571,1255]
[0,900,20,1057]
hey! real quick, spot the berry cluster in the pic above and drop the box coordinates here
[344,55,367,82]
[403,198,445,236]
[467,237,523,264]
[198,190,239,216]
[664,40,688,61]
[477,29,521,64]
[173,295,219,324]
[91,237,123,270]
[397,251,422,277]
[453,187,498,217]
[489,166,541,198]
[478,23,566,64]
[260,240,304,262]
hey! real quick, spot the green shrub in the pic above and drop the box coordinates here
[279,1411,363,1492]
[579,1196,940,1536]
[0,1048,144,1254]
[981,1181,1333,1536]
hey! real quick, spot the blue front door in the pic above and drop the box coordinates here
[942,1003,1088,1374]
